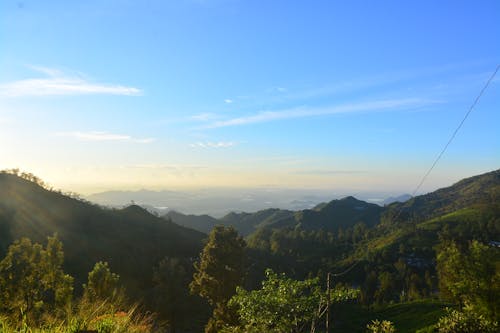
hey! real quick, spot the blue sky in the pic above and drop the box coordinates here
[0,0,499,195]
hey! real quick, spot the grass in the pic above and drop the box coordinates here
[333,299,449,333]
[417,208,481,231]
[0,300,156,333]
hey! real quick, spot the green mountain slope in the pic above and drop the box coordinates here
[165,197,382,236]
[0,172,205,295]
[352,169,500,261]
[383,169,500,225]
[278,196,383,232]
[164,210,219,234]
[164,208,295,236]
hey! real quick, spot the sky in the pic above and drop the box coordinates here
[0,0,499,196]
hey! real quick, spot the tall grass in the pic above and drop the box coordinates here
[0,298,157,333]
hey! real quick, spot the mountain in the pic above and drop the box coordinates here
[219,208,295,236]
[0,172,205,295]
[382,194,412,206]
[165,196,382,235]
[273,196,383,232]
[164,208,294,236]
[86,188,343,217]
[382,169,500,225]
[164,210,219,234]
[351,169,500,261]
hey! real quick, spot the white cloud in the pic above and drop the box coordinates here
[0,66,142,97]
[267,86,287,93]
[190,113,219,121]
[190,141,237,148]
[224,99,233,104]
[202,98,436,128]
[55,131,154,143]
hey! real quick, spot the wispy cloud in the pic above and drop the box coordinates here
[190,141,237,148]
[125,164,206,173]
[294,169,367,175]
[190,113,219,122]
[202,98,436,128]
[224,99,233,104]
[55,131,154,143]
[0,66,142,97]
[267,86,287,93]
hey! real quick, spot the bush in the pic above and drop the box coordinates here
[366,319,396,333]
[436,304,498,333]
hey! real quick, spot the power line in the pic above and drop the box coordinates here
[321,66,499,329]
[392,64,499,222]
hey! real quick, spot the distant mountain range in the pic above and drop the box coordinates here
[86,188,412,217]
[164,170,499,236]
[165,196,382,236]
[382,194,412,206]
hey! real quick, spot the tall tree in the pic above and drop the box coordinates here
[190,225,246,333]
[152,257,191,333]
[0,236,73,322]
[83,261,122,304]
[437,240,499,320]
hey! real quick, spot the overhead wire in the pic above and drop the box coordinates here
[326,64,500,283]
[390,64,499,223]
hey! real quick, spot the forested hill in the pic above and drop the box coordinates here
[166,170,499,236]
[0,171,204,294]
[164,208,295,235]
[382,169,500,225]
[166,196,383,235]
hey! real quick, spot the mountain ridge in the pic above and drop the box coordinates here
[0,172,205,296]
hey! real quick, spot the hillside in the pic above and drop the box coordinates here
[164,208,295,236]
[278,196,383,232]
[165,197,382,236]
[346,169,500,263]
[383,169,500,225]
[0,172,205,296]
[164,210,219,234]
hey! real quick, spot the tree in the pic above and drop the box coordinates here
[436,304,498,333]
[366,320,396,333]
[0,236,73,322]
[152,257,192,332]
[227,269,359,333]
[229,269,321,333]
[83,261,122,304]
[437,240,499,319]
[375,271,397,304]
[190,225,246,333]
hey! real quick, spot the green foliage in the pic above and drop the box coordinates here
[190,225,246,332]
[83,261,123,305]
[436,304,498,333]
[366,319,396,333]
[0,235,73,323]
[152,257,195,332]
[331,300,448,333]
[190,225,246,305]
[436,240,499,319]
[228,269,358,333]
[228,269,321,333]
